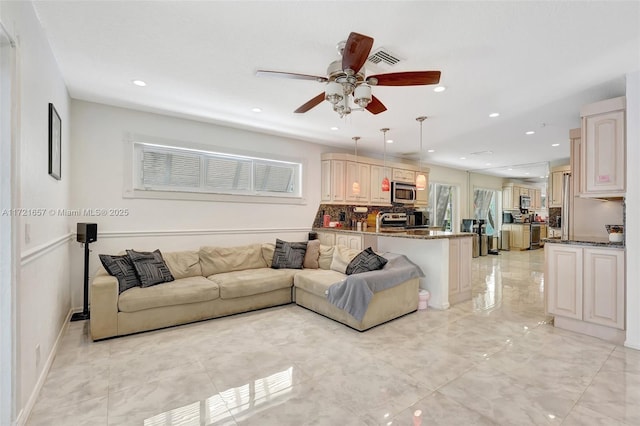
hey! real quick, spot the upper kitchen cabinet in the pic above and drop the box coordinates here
[579,96,626,197]
[549,165,570,208]
[392,168,415,183]
[370,165,392,204]
[345,162,370,202]
[320,159,346,203]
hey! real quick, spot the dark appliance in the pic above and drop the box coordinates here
[530,223,541,249]
[380,212,408,228]
[391,181,417,204]
[72,223,97,322]
[406,211,429,228]
[502,212,513,223]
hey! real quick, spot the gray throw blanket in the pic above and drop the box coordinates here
[326,253,424,321]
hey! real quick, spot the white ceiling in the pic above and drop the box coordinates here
[32,1,640,179]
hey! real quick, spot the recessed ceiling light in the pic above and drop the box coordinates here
[460,157,466,160]
[330,126,339,131]
[251,107,262,113]
[132,80,146,87]
[427,149,435,153]
[386,139,394,144]
[489,112,500,118]
[433,86,446,93]
[525,131,535,135]
[525,172,530,175]
[540,176,545,178]
[551,143,560,147]
[508,168,513,171]
[485,163,491,166]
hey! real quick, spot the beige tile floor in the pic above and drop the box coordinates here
[27,249,640,425]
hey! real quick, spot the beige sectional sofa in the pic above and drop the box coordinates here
[90,243,419,340]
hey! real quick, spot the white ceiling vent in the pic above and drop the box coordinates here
[367,48,403,68]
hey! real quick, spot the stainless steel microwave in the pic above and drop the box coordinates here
[391,181,417,204]
[520,195,531,209]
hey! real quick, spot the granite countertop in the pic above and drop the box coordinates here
[313,227,475,240]
[542,237,625,249]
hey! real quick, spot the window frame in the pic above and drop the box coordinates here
[123,134,307,205]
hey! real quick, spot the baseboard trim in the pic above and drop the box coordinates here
[16,308,73,426]
[95,227,312,239]
[20,233,73,266]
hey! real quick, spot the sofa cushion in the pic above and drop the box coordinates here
[271,239,307,269]
[208,268,296,299]
[127,249,175,288]
[261,243,275,267]
[199,244,267,276]
[303,240,321,269]
[118,276,219,313]
[162,250,202,279]
[346,247,388,275]
[330,245,361,274]
[99,254,141,294]
[294,269,346,298]
[318,245,334,270]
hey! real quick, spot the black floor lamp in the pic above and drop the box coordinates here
[71,223,97,322]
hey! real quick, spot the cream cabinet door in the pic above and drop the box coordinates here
[550,171,564,207]
[335,233,348,247]
[345,162,370,203]
[449,237,473,304]
[316,232,335,247]
[581,110,625,195]
[448,239,461,295]
[546,244,583,320]
[502,186,513,210]
[331,160,346,203]
[370,165,392,204]
[392,168,415,184]
[583,248,625,329]
[320,160,332,202]
[346,235,363,250]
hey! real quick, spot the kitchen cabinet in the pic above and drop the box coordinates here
[448,237,473,304]
[502,186,514,210]
[533,189,542,210]
[415,182,428,206]
[370,165,392,204]
[579,96,626,197]
[336,233,363,250]
[503,184,543,211]
[316,231,335,247]
[546,243,625,342]
[502,224,530,250]
[392,168,415,183]
[539,224,547,246]
[318,159,347,204]
[548,228,562,238]
[345,162,370,202]
[549,166,570,208]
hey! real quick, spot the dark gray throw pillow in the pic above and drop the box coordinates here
[346,247,388,275]
[271,239,307,269]
[126,249,175,288]
[99,254,141,294]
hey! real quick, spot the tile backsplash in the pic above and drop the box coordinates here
[548,207,561,228]
[312,204,412,228]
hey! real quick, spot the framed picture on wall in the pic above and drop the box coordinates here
[48,103,61,180]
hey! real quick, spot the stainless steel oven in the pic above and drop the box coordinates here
[391,181,417,204]
[530,223,541,249]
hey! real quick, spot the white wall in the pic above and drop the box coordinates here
[68,100,328,307]
[0,1,72,423]
[625,70,639,350]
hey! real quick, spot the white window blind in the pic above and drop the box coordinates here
[134,143,302,198]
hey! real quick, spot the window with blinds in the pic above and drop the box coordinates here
[133,143,302,198]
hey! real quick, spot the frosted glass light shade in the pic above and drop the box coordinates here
[325,81,343,105]
[416,174,426,190]
[352,181,361,195]
[381,177,390,192]
[354,84,372,107]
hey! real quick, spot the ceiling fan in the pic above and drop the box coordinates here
[256,32,441,117]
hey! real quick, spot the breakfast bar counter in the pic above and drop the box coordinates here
[314,227,475,310]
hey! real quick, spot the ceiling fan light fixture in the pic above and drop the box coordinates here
[354,84,372,107]
[325,81,343,105]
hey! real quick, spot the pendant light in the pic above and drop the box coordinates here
[380,128,390,192]
[415,116,427,190]
[352,136,361,195]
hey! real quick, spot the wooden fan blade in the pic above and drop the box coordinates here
[342,32,374,73]
[368,71,441,86]
[366,95,387,115]
[256,70,328,83]
[294,93,326,113]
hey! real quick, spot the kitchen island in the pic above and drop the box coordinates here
[314,227,474,310]
[544,238,625,344]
